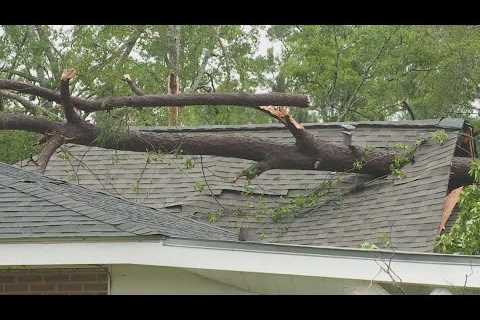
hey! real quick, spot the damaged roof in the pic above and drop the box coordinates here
[18,118,471,251]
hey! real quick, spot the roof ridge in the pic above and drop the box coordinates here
[137,118,465,133]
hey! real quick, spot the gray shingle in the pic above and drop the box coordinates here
[0,163,236,241]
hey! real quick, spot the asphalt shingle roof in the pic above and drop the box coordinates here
[17,118,470,251]
[0,162,236,241]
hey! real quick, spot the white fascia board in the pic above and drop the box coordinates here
[0,239,478,288]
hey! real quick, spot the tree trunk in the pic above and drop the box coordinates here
[0,111,395,177]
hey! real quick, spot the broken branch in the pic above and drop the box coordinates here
[60,69,81,124]
[122,74,145,96]
[37,134,65,173]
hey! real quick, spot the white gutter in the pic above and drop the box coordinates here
[0,238,478,288]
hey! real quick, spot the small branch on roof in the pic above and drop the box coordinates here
[233,160,276,183]
[60,69,81,124]
[37,134,65,173]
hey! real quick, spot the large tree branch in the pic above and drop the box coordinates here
[122,74,145,96]
[1,68,471,183]
[0,79,311,112]
[1,111,475,185]
[36,134,65,174]
[258,106,311,151]
[0,111,392,177]
[60,69,81,124]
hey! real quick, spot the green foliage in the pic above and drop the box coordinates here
[271,25,480,121]
[353,159,365,171]
[389,139,425,179]
[93,110,131,148]
[194,181,206,192]
[360,233,392,250]
[57,148,73,161]
[184,158,195,170]
[431,129,449,145]
[360,241,379,250]
[132,180,140,194]
[389,144,415,178]
[0,131,39,164]
[207,210,222,224]
[268,180,334,223]
[435,160,480,255]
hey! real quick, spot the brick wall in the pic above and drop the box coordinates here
[0,267,109,295]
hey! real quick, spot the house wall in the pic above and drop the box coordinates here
[0,266,108,295]
[110,265,249,294]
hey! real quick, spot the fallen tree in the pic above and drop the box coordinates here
[0,69,473,182]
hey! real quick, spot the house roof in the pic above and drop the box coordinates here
[0,162,236,241]
[18,118,471,252]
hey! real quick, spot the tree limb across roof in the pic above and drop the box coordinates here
[0,68,473,181]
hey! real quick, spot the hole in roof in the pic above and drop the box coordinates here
[19,180,36,184]
[48,180,67,185]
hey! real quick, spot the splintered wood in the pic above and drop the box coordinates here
[438,186,464,233]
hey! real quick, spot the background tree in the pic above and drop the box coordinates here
[269,25,480,121]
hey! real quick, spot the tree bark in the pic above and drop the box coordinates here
[37,134,65,173]
[0,80,311,112]
[0,111,395,177]
[60,69,81,124]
